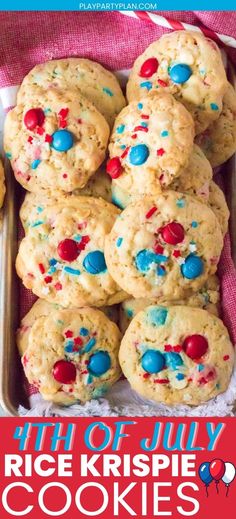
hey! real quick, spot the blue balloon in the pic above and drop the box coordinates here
[198,462,213,485]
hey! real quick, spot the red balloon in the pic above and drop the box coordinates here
[209,459,225,481]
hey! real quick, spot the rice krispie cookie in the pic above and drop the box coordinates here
[127,31,227,134]
[4,87,109,194]
[16,196,126,307]
[105,192,223,300]
[17,299,56,356]
[17,58,126,128]
[75,164,111,201]
[208,181,229,236]
[17,298,119,356]
[119,305,234,406]
[107,92,194,195]
[196,83,236,167]
[0,158,6,208]
[119,275,220,334]
[20,165,112,231]
[22,306,121,405]
[111,144,212,208]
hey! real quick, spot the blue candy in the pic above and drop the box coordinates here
[31,159,41,169]
[169,64,192,84]
[88,351,111,376]
[146,307,168,326]
[140,81,153,91]
[176,373,185,381]
[135,250,156,272]
[116,237,123,247]
[135,249,167,273]
[129,144,149,166]
[51,130,74,152]
[164,352,183,370]
[210,103,219,111]
[116,124,125,134]
[82,337,96,353]
[181,254,204,279]
[80,327,89,336]
[83,250,107,274]
[141,350,165,374]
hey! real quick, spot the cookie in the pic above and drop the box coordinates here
[20,165,112,231]
[0,158,6,208]
[17,298,119,356]
[16,196,126,307]
[17,58,126,128]
[107,91,194,195]
[75,164,111,202]
[111,144,212,208]
[119,275,220,334]
[22,306,121,405]
[105,191,223,300]
[196,83,236,167]
[208,181,229,236]
[4,87,109,194]
[119,305,234,406]
[127,31,227,134]
[17,299,56,356]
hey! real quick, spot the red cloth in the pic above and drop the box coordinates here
[0,11,235,400]
[0,11,235,88]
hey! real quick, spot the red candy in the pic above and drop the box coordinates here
[158,79,168,87]
[106,157,123,179]
[53,360,76,384]
[78,235,90,251]
[59,108,69,119]
[24,108,45,130]
[161,221,185,245]
[146,206,157,219]
[38,263,45,274]
[154,243,164,254]
[139,57,159,78]
[45,134,53,143]
[157,148,165,156]
[173,250,181,258]
[182,334,208,360]
[57,239,79,262]
[74,337,83,346]
[44,276,52,284]
[134,126,148,133]
[65,330,73,338]
[55,282,62,291]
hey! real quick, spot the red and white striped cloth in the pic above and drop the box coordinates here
[0,11,235,404]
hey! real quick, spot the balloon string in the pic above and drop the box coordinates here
[216,482,219,494]
[206,485,209,498]
[226,485,229,497]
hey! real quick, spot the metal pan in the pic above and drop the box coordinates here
[0,68,235,416]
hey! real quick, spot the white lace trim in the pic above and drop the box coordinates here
[19,362,236,417]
